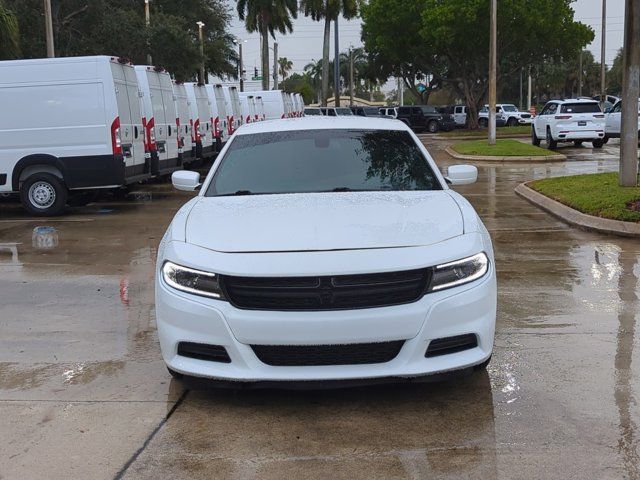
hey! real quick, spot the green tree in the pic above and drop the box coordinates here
[304,58,324,102]
[278,56,293,86]
[237,0,297,90]
[300,0,359,106]
[419,0,594,128]
[0,0,20,59]
[361,0,441,104]
[607,48,623,96]
[282,72,315,104]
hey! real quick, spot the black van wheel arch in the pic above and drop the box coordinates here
[20,173,67,216]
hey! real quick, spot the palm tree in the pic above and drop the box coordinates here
[0,1,20,60]
[237,0,297,90]
[300,0,359,106]
[278,56,293,87]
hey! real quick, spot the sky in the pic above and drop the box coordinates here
[227,0,625,86]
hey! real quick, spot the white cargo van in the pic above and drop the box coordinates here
[239,93,257,124]
[184,83,215,159]
[171,82,194,163]
[254,90,288,120]
[222,86,243,134]
[134,66,180,176]
[204,84,228,149]
[254,96,266,121]
[0,55,149,215]
[295,93,305,116]
[285,93,294,118]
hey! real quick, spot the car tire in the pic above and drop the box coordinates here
[592,139,604,149]
[603,135,610,144]
[473,355,492,371]
[427,120,439,133]
[546,128,557,150]
[167,366,184,379]
[531,127,541,146]
[573,140,583,147]
[478,118,488,128]
[507,117,518,127]
[20,172,67,216]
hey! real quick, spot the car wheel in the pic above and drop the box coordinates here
[427,120,439,133]
[20,172,67,216]
[478,118,488,128]
[546,128,557,150]
[531,127,541,146]
[573,140,583,147]
[473,355,492,371]
[507,117,518,127]
[603,135,610,144]
[592,139,604,149]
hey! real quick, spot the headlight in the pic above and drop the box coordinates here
[161,261,224,299]
[430,253,489,291]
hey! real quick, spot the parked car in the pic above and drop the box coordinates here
[477,106,508,128]
[320,107,354,116]
[352,106,384,117]
[379,107,398,118]
[396,105,456,133]
[604,98,640,143]
[478,104,532,127]
[532,99,606,149]
[172,81,194,164]
[135,66,182,175]
[304,107,323,116]
[0,55,150,215]
[158,117,496,385]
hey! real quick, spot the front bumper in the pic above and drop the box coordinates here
[155,239,497,383]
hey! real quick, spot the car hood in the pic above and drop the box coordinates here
[185,191,463,253]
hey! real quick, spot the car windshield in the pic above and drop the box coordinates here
[560,103,601,113]
[206,129,442,196]
[501,105,518,112]
[335,108,354,115]
[304,109,322,115]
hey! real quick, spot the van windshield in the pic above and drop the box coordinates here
[206,129,442,196]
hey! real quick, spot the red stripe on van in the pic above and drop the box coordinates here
[146,117,156,151]
[111,117,122,156]
[213,117,220,139]
[228,116,234,135]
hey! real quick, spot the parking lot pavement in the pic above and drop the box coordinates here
[1,141,639,479]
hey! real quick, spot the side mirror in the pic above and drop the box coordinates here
[172,170,201,192]
[446,165,478,185]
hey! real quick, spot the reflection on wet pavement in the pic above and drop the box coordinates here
[0,142,638,479]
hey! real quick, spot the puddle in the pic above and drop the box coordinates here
[32,226,58,250]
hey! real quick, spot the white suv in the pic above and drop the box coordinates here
[532,99,606,149]
[478,103,533,127]
[604,99,640,143]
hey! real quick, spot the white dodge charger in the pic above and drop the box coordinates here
[156,117,496,386]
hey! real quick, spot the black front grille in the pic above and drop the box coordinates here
[177,342,231,363]
[221,268,431,311]
[252,341,405,366]
[425,334,478,358]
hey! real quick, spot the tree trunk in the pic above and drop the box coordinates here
[261,27,269,90]
[321,17,331,107]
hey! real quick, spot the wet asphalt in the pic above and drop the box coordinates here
[0,137,638,479]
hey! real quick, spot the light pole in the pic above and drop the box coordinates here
[273,42,278,90]
[234,38,247,92]
[145,0,152,65]
[334,16,340,107]
[44,0,55,58]
[619,0,639,186]
[600,0,607,109]
[196,21,205,84]
[488,0,497,145]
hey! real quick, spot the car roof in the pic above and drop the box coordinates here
[549,98,600,104]
[235,116,408,135]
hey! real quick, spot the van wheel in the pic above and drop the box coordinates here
[546,128,557,150]
[20,173,67,216]
[427,120,439,133]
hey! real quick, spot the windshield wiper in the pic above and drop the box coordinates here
[327,187,375,192]
[217,190,254,196]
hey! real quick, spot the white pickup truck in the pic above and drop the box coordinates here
[478,103,533,127]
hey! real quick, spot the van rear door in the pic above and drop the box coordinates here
[213,86,228,140]
[148,70,169,164]
[110,61,146,179]
[157,71,179,170]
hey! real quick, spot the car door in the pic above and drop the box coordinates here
[535,103,550,136]
[411,107,423,128]
[453,106,465,126]
[606,101,621,135]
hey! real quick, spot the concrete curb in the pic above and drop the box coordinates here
[515,182,640,237]
[445,146,566,162]
[434,133,530,141]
